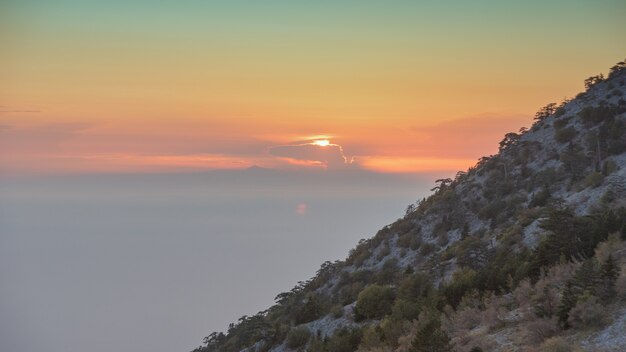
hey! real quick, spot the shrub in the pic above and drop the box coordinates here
[553,118,569,130]
[375,258,399,285]
[325,328,362,352]
[420,242,436,256]
[398,272,431,301]
[581,171,603,189]
[377,243,391,260]
[554,127,576,143]
[330,304,344,319]
[450,305,482,331]
[380,317,412,349]
[440,269,479,308]
[453,334,497,352]
[355,285,396,320]
[481,293,506,331]
[347,242,371,267]
[357,325,385,350]
[293,293,330,324]
[602,159,618,175]
[528,187,551,208]
[559,146,589,181]
[410,236,423,251]
[410,316,453,352]
[339,281,365,305]
[285,326,311,350]
[437,231,449,246]
[397,232,412,248]
[307,336,325,352]
[390,299,421,321]
[566,293,609,329]
[579,105,618,126]
[523,317,559,344]
[616,270,626,301]
[540,337,582,352]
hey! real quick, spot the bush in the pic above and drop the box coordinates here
[602,159,618,175]
[553,118,569,130]
[523,318,559,344]
[390,299,421,321]
[420,242,436,256]
[357,325,385,350]
[293,293,330,324]
[397,232,412,248]
[355,285,396,320]
[339,281,365,305]
[540,337,582,352]
[377,243,391,260]
[566,293,609,329]
[554,127,576,144]
[528,187,551,208]
[580,105,618,126]
[380,317,412,349]
[375,258,399,285]
[440,269,479,308]
[285,326,311,350]
[410,236,423,251]
[325,328,362,352]
[410,316,453,352]
[581,171,603,189]
[330,304,344,319]
[398,272,431,301]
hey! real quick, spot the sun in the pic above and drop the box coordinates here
[312,139,331,147]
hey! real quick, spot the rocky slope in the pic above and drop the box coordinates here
[193,60,626,352]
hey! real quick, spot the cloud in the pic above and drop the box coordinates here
[269,142,354,169]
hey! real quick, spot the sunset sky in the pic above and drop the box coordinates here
[2,0,625,175]
[2,3,626,352]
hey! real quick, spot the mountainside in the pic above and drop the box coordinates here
[193,60,626,352]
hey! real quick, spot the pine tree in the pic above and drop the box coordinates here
[572,259,600,295]
[410,317,453,352]
[556,282,577,328]
[602,255,619,282]
[599,255,619,301]
[557,259,603,328]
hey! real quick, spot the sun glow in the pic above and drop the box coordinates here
[312,139,331,147]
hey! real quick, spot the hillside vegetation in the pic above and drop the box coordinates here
[192,60,626,352]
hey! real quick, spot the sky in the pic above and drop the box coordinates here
[1,0,625,175]
[1,1,626,352]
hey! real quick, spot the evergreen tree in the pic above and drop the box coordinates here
[599,255,619,301]
[557,259,604,328]
[410,317,453,352]
[557,282,577,327]
[572,259,601,295]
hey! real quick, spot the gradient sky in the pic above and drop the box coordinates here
[2,2,626,352]
[1,0,625,175]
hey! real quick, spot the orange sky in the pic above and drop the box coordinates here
[1,1,625,175]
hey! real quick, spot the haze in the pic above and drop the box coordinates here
[1,169,438,352]
[1,1,625,352]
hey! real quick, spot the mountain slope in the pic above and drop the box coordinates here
[193,60,626,352]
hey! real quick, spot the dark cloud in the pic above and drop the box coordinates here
[269,143,354,169]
